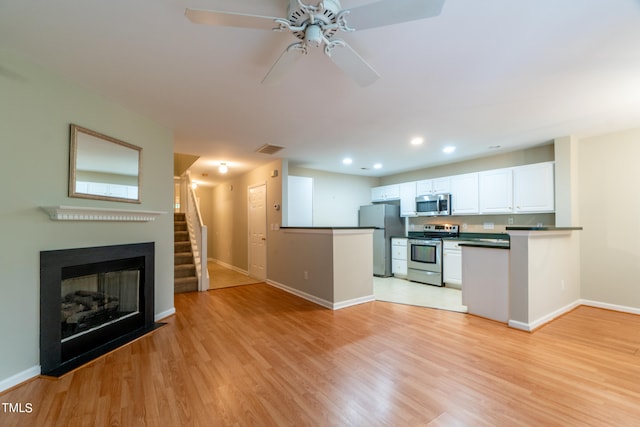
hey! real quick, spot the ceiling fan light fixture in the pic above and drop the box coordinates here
[304,24,323,47]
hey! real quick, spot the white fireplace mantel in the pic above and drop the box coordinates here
[43,205,166,222]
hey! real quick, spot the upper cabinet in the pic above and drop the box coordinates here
[399,181,417,217]
[450,173,479,215]
[371,161,554,216]
[479,168,513,214]
[416,177,450,196]
[513,162,555,213]
[371,184,400,202]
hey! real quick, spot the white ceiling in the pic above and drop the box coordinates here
[2,0,640,186]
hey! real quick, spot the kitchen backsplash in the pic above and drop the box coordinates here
[407,213,555,233]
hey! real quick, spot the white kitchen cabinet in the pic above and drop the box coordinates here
[371,184,400,202]
[479,168,513,214]
[416,178,450,196]
[415,179,432,196]
[287,176,313,226]
[450,173,479,215]
[443,240,463,288]
[399,182,417,217]
[513,162,555,213]
[432,177,451,194]
[391,238,407,277]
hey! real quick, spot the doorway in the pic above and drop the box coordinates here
[248,183,267,281]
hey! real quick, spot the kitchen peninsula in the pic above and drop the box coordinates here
[461,226,582,331]
[269,227,375,310]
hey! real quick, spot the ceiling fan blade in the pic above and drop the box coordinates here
[262,44,306,86]
[185,8,279,30]
[346,0,446,31]
[327,42,380,87]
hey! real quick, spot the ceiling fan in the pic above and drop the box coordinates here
[185,0,446,87]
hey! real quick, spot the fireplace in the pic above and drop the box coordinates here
[40,242,161,376]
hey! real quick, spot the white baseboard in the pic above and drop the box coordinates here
[212,259,248,276]
[0,365,40,393]
[266,280,333,309]
[265,280,374,310]
[507,319,531,332]
[333,295,375,310]
[579,299,640,315]
[155,307,176,322]
[508,299,640,332]
[509,300,582,332]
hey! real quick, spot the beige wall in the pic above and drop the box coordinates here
[579,128,640,309]
[209,159,284,272]
[269,230,335,302]
[0,49,174,387]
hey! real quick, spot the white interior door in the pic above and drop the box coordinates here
[248,183,267,281]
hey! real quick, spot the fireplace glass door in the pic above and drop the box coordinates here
[61,269,140,341]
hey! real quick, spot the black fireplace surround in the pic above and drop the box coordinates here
[40,242,161,377]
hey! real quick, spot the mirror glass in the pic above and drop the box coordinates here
[69,125,141,203]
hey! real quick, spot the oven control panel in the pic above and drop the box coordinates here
[424,224,459,234]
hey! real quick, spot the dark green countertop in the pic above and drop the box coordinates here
[280,226,376,230]
[506,226,583,231]
[459,241,510,249]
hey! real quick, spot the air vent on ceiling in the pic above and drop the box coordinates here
[255,144,284,155]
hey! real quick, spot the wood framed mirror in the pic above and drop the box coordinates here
[69,124,142,203]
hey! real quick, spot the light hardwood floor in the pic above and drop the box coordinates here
[2,284,640,426]
[208,261,261,290]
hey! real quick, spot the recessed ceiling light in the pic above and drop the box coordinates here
[443,146,456,154]
[489,145,502,149]
[218,163,228,173]
[342,158,353,165]
[373,163,383,169]
[410,137,424,146]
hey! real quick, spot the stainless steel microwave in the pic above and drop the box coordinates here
[415,193,451,216]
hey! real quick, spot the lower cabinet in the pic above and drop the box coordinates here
[442,240,462,287]
[443,240,472,288]
[391,238,407,277]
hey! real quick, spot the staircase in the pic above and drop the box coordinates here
[174,213,198,293]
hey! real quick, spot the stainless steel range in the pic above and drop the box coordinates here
[407,224,459,286]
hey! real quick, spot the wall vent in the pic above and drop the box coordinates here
[255,144,284,155]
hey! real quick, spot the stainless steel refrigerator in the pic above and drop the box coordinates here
[358,204,405,277]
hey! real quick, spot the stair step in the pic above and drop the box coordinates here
[174,263,196,278]
[174,276,198,293]
[174,231,189,242]
[175,253,194,265]
[174,241,192,252]
[173,212,196,293]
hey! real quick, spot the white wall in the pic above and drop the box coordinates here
[579,128,640,310]
[0,49,174,389]
[287,167,379,226]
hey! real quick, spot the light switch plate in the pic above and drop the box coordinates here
[483,222,494,230]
